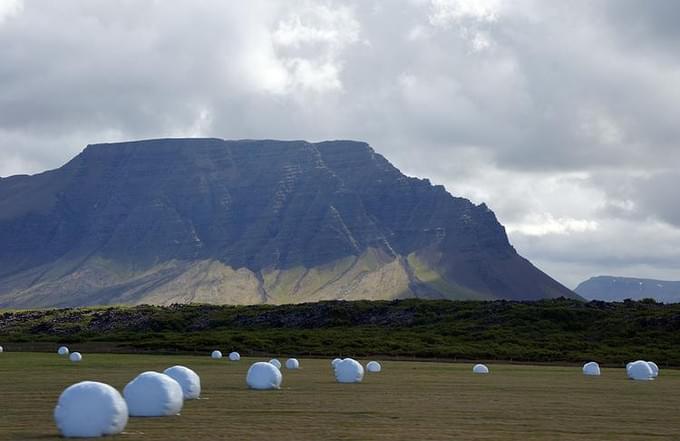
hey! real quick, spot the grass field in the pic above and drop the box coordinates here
[1,353,679,440]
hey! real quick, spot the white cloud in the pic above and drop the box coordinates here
[428,0,501,26]
[284,58,343,92]
[427,0,501,51]
[406,25,431,41]
[506,213,599,236]
[0,0,22,24]
[273,4,359,49]
[269,2,360,94]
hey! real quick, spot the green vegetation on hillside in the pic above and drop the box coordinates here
[2,298,679,365]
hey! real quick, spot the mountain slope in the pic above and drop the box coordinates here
[576,276,680,303]
[0,138,577,307]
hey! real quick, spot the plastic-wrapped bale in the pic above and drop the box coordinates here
[648,361,659,378]
[473,364,489,374]
[582,361,601,376]
[54,381,128,438]
[269,359,282,369]
[229,351,240,361]
[211,350,222,360]
[366,361,382,373]
[286,358,300,369]
[627,360,654,381]
[0,346,3,353]
[69,352,82,363]
[163,366,201,400]
[246,362,283,390]
[331,358,342,368]
[335,358,364,383]
[58,346,70,356]
[123,372,184,417]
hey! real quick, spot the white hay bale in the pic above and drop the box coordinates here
[473,364,489,374]
[331,358,342,368]
[229,351,240,361]
[582,361,601,376]
[269,358,282,369]
[0,345,3,353]
[648,361,659,378]
[335,358,364,383]
[627,360,654,381]
[54,381,128,438]
[163,366,201,400]
[58,346,70,356]
[285,358,300,369]
[211,350,223,360]
[123,372,184,417]
[246,362,283,390]
[69,352,82,363]
[366,361,382,373]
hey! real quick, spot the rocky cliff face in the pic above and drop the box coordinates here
[0,138,576,307]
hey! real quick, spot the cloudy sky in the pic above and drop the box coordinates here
[2,0,679,288]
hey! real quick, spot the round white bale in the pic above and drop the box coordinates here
[58,346,70,356]
[54,381,128,438]
[163,366,201,400]
[229,351,241,361]
[627,360,654,380]
[335,358,364,383]
[285,358,300,369]
[473,364,490,374]
[331,358,342,368]
[69,352,82,363]
[123,372,184,417]
[269,358,282,369]
[211,350,223,360]
[582,361,601,376]
[366,361,382,373]
[246,362,283,390]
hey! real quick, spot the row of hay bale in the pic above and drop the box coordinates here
[211,350,241,361]
[626,360,659,380]
[55,365,201,437]
[582,360,660,380]
[53,355,385,436]
[7,344,665,382]
[56,346,83,362]
[247,357,385,389]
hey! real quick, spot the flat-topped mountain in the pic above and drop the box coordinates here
[576,276,680,303]
[0,138,576,307]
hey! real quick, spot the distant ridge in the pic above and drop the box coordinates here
[576,276,680,303]
[0,138,577,307]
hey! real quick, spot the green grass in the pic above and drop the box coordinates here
[3,299,680,365]
[1,352,680,440]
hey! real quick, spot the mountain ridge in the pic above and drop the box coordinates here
[576,275,680,303]
[0,138,577,307]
